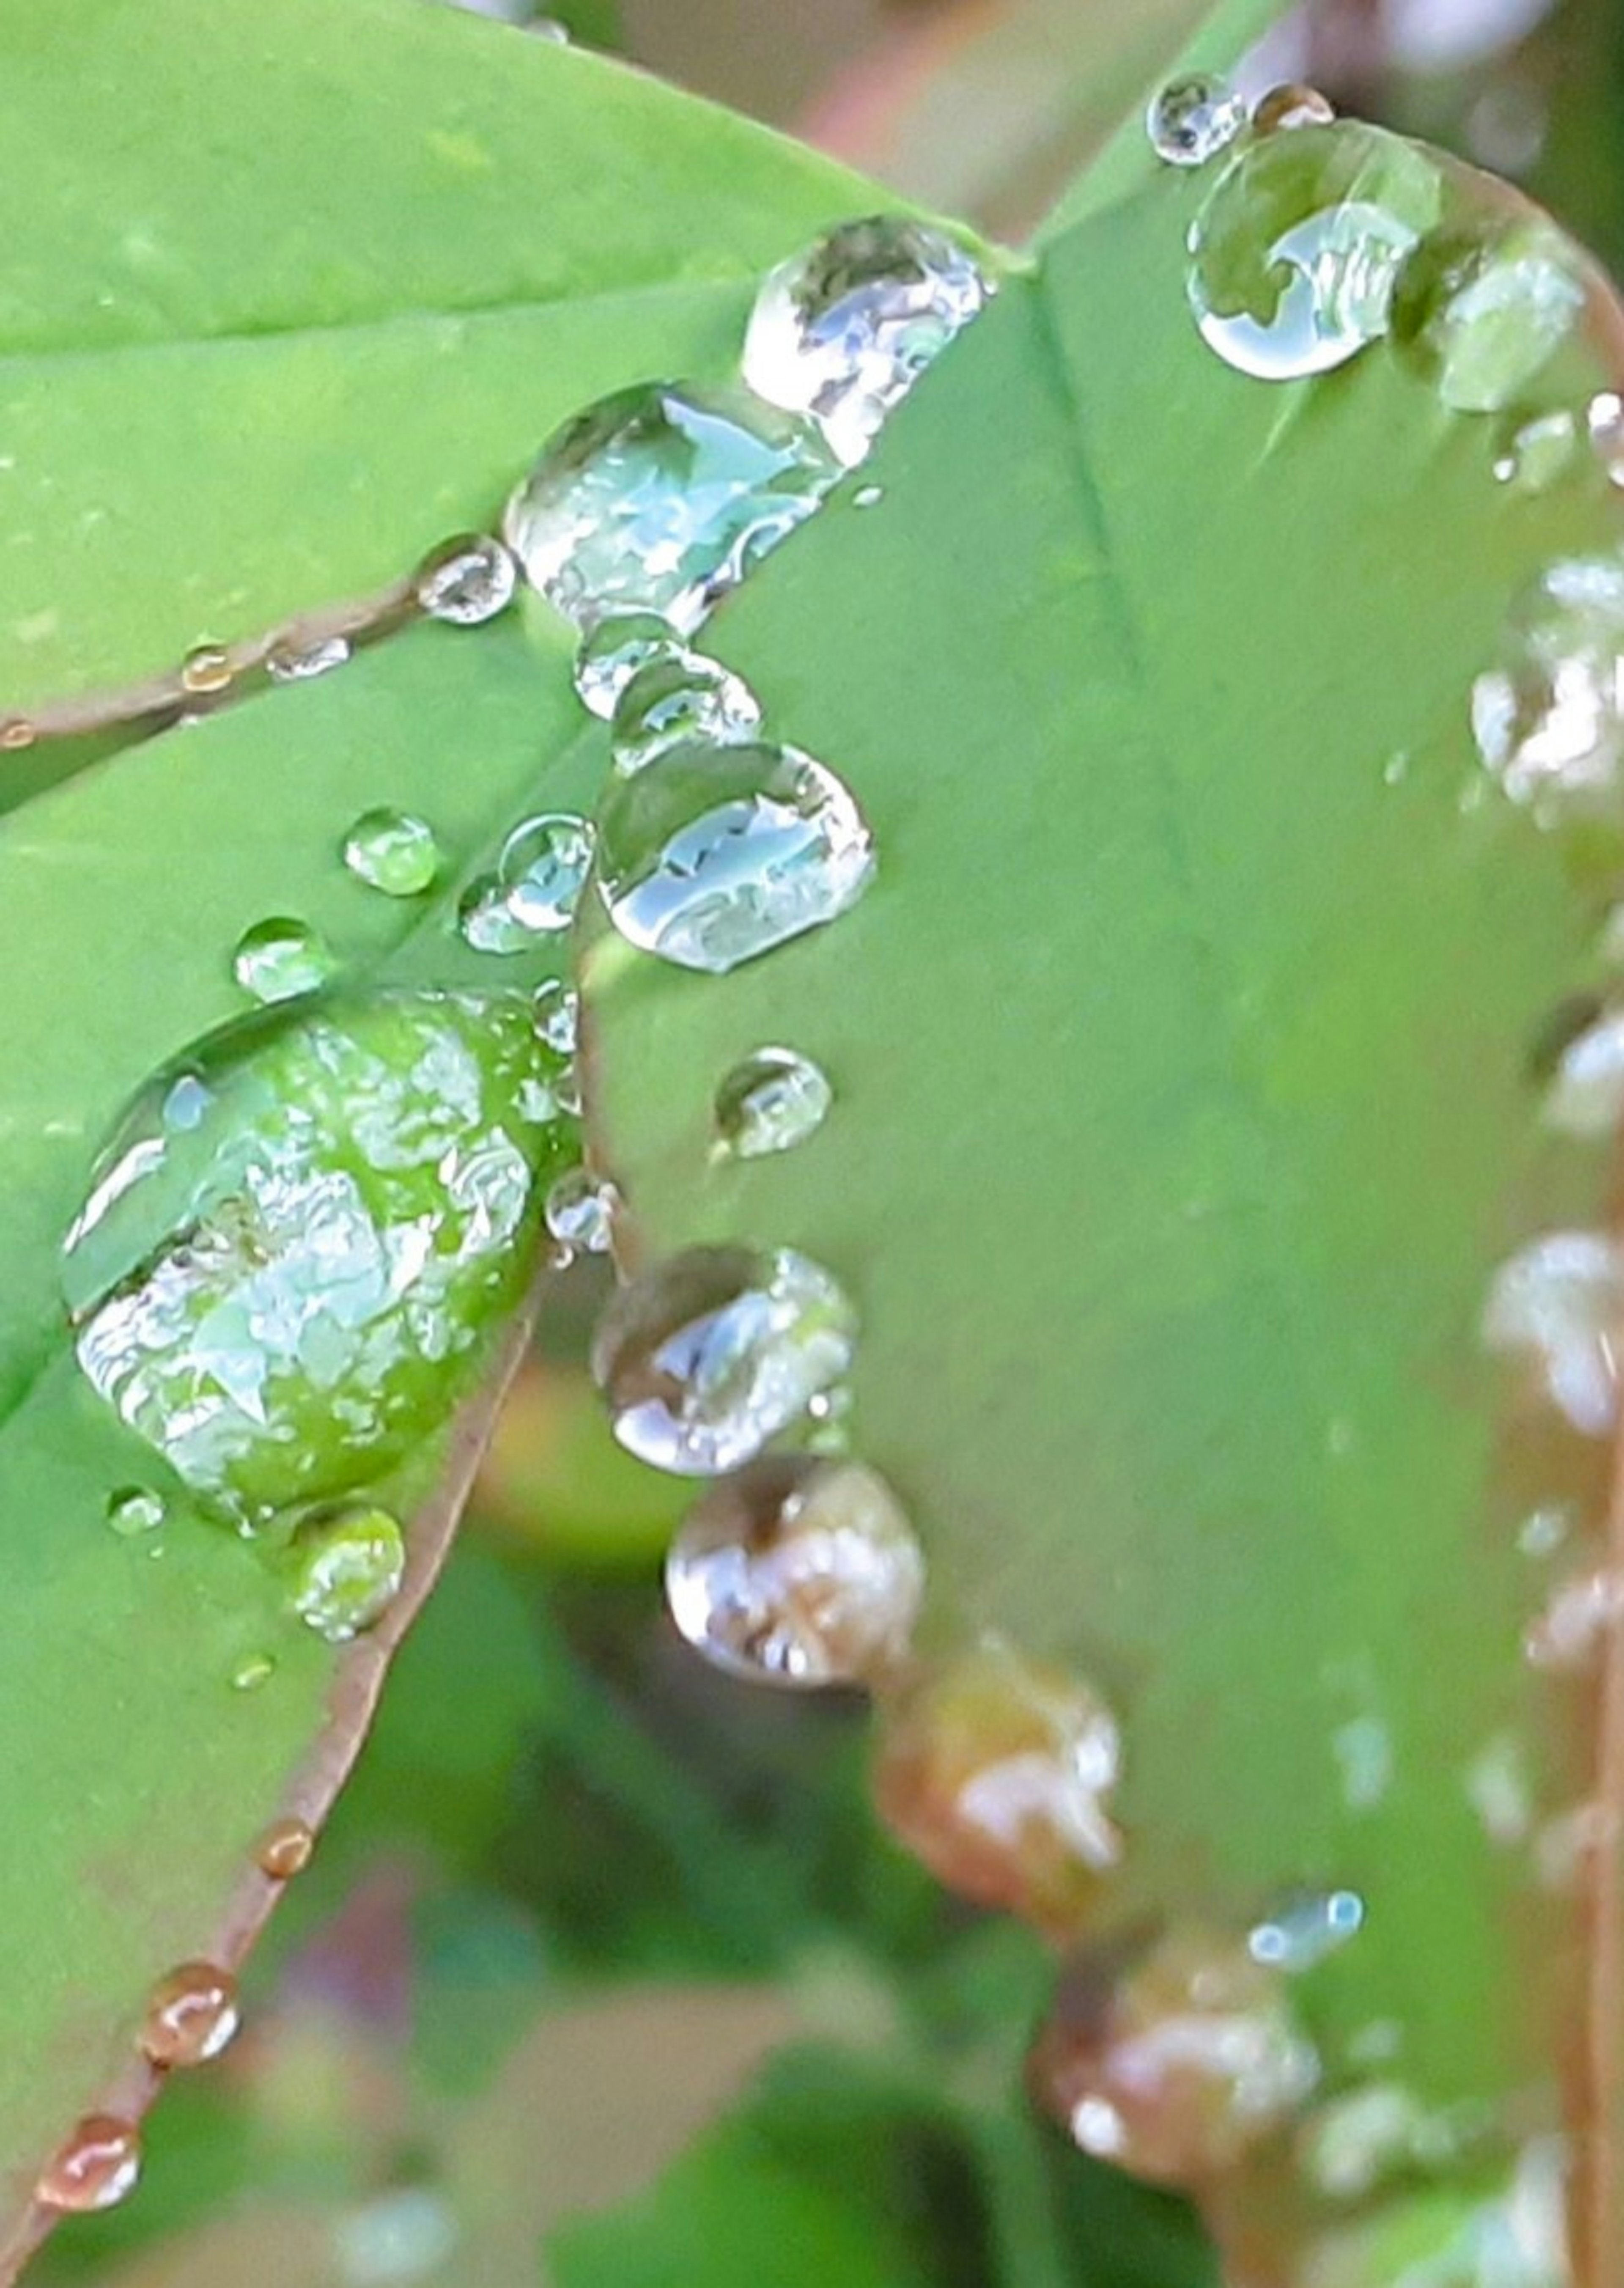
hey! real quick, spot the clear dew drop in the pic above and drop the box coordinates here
[1145,73,1248,168]
[712,1046,833,1160]
[496,812,595,931]
[232,917,336,1005]
[342,808,441,898]
[255,1814,315,1879]
[230,1651,276,1692]
[665,1453,924,1689]
[1472,556,1624,815]
[180,644,234,698]
[503,382,837,636]
[592,1243,857,1476]
[1186,122,1443,379]
[140,1961,241,2068]
[288,1505,405,1643]
[1542,1005,1624,1135]
[1493,408,1580,494]
[456,872,531,955]
[107,1485,165,1537]
[414,532,517,626]
[1246,1888,1366,1971]
[572,610,683,720]
[595,736,875,975]
[36,2116,142,2214]
[1252,82,1337,135]
[742,216,992,469]
[544,1165,616,1254]
[266,633,351,684]
[609,652,763,777]
[1482,1228,1624,1435]
[531,978,579,1058]
[1392,218,1585,414]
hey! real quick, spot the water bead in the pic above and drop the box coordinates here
[531,978,579,1057]
[496,812,595,931]
[592,1243,857,1475]
[230,1651,276,1692]
[544,1166,616,1254]
[107,1486,165,1537]
[609,653,763,777]
[255,1814,315,1878]
[288,1505,406,1642]
[503,382,838,636]
[1472,555,1624,814]
[415,532,518,626]
[181,644,234,697]
[265,634,351,684]
[712,1046,832,1160]
[36,2116,141,2213]
[1145,74,1248,169]
[743,216,992,469]
[573,610,682,720]
[1482,1230,1624,1434]
[1252,83,1336,135]
[595,736,875,975]
[232,917,336,1004]
[456,873,532,955]
[140,1961,241,2068]
[1187,123,1443,379]
[1392,218,1585,413]
[342,808,441,898]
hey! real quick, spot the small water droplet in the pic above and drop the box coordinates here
[140,1961,241,2067]
[288,1505,405,1642]
[712,1046,832,1160]
[1393,219,1584,414]
[107,1485,165,1537]
[232,917,336,1004]
[266,633,351,684]
[1493,408,1579,494]
[1483,1228,1624,1434]
[1525,1567,1624,1668]
[1473,556,1624,815]
[181,644,234,697]
[497,812,595,931]
[1146,73,1248,167]
[595,736,875,974]
[665,1453,924,1688]
[0,715,37,751]
[610,653,762,777]
[1542,1005,1624,1136]
[342,808,441,898]
[415,532,517,626]
[593,1243,857,1475]
[1252,82,1336,135]
[1187,123,1442,379]
[456,873,531,955]
[231,1651,276,1692]
[255,1814,315,1878]
[544,1166,616,1253]
[37,2116,141,2213]
[572,610,683,719]
[743,217,992,468]
[1463,1729,1534,1846]
[531,978,579,1057]
[504,382,837,635]
[852,482,884,509]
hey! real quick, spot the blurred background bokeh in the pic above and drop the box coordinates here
[35,3,1624,2281]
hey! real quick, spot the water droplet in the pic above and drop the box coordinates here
[1483,1229,1624,1434]
[592,1243,857,1475]
[504,382,837,635]
[1520,1504,1572,1558]
[852,482,884,509]
[1252,82,1336,135]
[1525,1567,1624,1668]
[1493,408,1579,494]
[255,1814,315,1879]
[1473,556,1624,815]
[36,2116,141,2213]
[1247,1887,1365,1971]
[65,990,566,1523]
[531,978,579,1057]
[872,1636,1122,1932]
[1542,1005,1624,1136]
[140,1961,240,2067]
[743,217,992,468]
[712,1046,832,1160]
[1146,74,1248,167]
[415,532,517,626]
[1298,2083,1453,2203]
[0,715,37,751]
[288,1504,405,1642]
[1187,123,1442,379]
[1031,1932,1319,2185]
[107,1485,165,1537]
[1463,1729,1534,1846]
[342,808,441,898]
[497,812,595,931]
[609,653,762,777]
[455,873,530,955]
[181,644,234,697]
[232,917,336,1005]
[665,1453,924,1688]
[231,1651,276,1692]
[572,610,682,720]
[595,736,875,975]
[266,633,351,684]
[544,1166,616,1253]
[1393,219,1585,414]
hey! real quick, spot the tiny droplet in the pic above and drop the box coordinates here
[232,917,336,1004]
[1146,73,1248,167]
[712,1046,833,1160]
[416,533,518,627]
[140,1962,241,2068]
[37,2116,141,2213]
[255,1815,316,1880]
[544,1166,616,1254]
[180,644,234,697]
[342,808,442,898]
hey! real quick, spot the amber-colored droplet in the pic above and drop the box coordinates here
[0,715,37,752]
[1252,82,1336,134]
[254,1814,315,1881]
[179,644,234,697]
[140,1961,240,2068]
[36,2115,141,2213]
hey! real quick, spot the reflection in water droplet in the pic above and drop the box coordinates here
[415,533,517,626]
[140,1962,241,2067]
[343,808,441,898]
[1247,1888,1365,1971]
[504,382,837,635]
[596,736,875,974]
[456,873,530,955]
[37,2117,142,2213]
[1473,555,1624,815]
[531,979,579,1057]
[231,1651,276,1692]
[544,1166,616,1254]
[1393,220,1584,413]
[1187,123,1442,379]
[610,653,763,777]
[1146,74,1248,168]
[266,634,351,684]
[497,813,595,931]
[1483,1229,1624,1434]
[1493,408,1579,494]
[1252,82,1336,135]
[873,1636,1122,1933]
[181,644,234,698]
[232,918,335,1006]
[289,1505,405,1642]
[713,1046,833,1160]
[107,1486,165,1537]
[743,216,992,468]
[256,1815,315,1879]
[592,1243,857,1475]
[665,1454,924,1688]
[1525,1567,1624,1669]
[573,610,682,720]
[1543,1006,1624,1136]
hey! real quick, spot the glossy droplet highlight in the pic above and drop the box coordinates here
[573,610,682,720]
[288,1505,405,1641]
[140,1961,241,2067]
[232,917,335,1005]
[666,1453,923,1689]
[1393,219,1585,413]
[107,1485,165,1537]
[256,1815,315,1879]
[610,653,762,777]
[415,533,517,626]
[1252,82,1336,135]
[1483,1229,1624,1434]
[37,2116,141,2213]
[504,382,837,635]
[1473,556,1624,814]
[595,736,875,975]
[1246,1887,1365,1970]
[266,634,351,684]
[230,1651,275,1692]
[497,812,595,931]
[873,1636,1122,1934]
[343,808,440,898]
[1187,122,1442,379]
[456,873,531,955]
[592,1243,857,1475]
[181,644,234,698]
[1146,74,1248,168]
[743,216,992,469]
[713,1046,832,1160]
[544,1166,616,1254]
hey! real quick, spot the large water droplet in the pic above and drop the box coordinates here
[64,990,568,1524]
[232,917,336,1005]
[503,383,837,636]
[36,2117,141,2213]
[181,644,234,698]
[592,1243,857,1475]
[610,653,763,777]
[415,533,517,626]
[712,1046,832,1159]
[595,736,875,975]
[572,610,683,720]
[544,1166,616,1254]
[497,812,595,931]
[1482,1229,1624,1435]
[743,217,992,469]
[1473,556,1624,815]
[531,978,579,1057]
[872,1636,1122,1934]
[665,1453,924,1688]
[1393,218,1585,413]
[140,1961,241,2067]
[1187,123,1442,379]
[343,808,441,898]
[288,1505,405,1642]
[107,1485,165,1538]
[456,873,531,955]
[255,1815,315,1879]
[1145,74,1248,168]
[231,1650,275,1692]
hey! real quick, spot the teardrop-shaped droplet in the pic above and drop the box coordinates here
[255,1814,315,1879]
[1472,555,1624,815]
[415,532,518,626]
[0,716,37,751]
[266,634,351,684]
[610,653,763,777]
[743,217,992,468]
[181,644,234,698]
[497,812,595,931]
[456,872,532,955]
[666,1453,924,1688]
[595,736,875,975]
[342,808,441,898]
[1145,74,1248,168]
[36,2116,141,2213]
[288,1504,405,1641]
[1392,217,1585,413]
[531,978,579,1057]
[140,1961,241,2067]
[504,382,837,635]
[232,917,335,1005]
[1187,123,1443,379]
[1482,1228,1624,1434]
[712,1046,832,1160]
[545,1165,616,1254]
[592,1243,857,1475]
[230,1651,276,1692]
[572,610,683,720]
[107,1485,165,1537]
